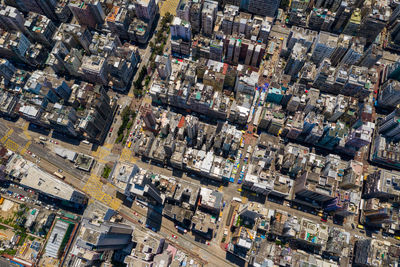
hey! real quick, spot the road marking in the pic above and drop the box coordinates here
[5,139,19,152]
[0,129,13,144]
[83,175,121,210]
[91,146,111,163]
[20,140,31,155]
[119,148,132,162]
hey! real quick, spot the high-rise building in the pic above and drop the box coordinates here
[190,2,202,34]
[332,2,351,32]
[340,37,364,65]
[358,14,387,43]
[176,0,191,21]
[106,6,131,40]
[363,169,400,201]
[329,34,350,66]
[135,0,157,23]
[78,85,113,143]
[75,218,133,251]
[69,0,105,29]
[201,0,218,36]
[25,13,57,48]
[311,31,338,65]
[247,0,279,17]
[210,40,223,61]
[358,44,382,68]
[0,5,26,33]
[286,26,317,54]
[343,8,361,35]
[12,0,57,20]
[155,55,172,80]
[0,59,15,82]
[284,43,307,79]
[170,17,191,41]
[378,80,400,110]
[142,104,157,130]
[80,55,108,85]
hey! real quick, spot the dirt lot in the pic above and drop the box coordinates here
[0,199,20,223]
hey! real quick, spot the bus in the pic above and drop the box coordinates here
[53,172,65,180]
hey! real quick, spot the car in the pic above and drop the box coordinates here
[171,234,177,239]
[351,224,355,229]
[58,169,63,173]
[109,127,113,133]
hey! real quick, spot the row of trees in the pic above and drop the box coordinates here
[133,13,174,97]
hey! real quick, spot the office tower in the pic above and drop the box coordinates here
[78,85,112,142]
[69,0,105,29]
[363,170,400,200]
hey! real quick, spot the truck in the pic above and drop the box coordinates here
[53,172,65,180]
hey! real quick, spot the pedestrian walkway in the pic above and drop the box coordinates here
[119,147,137,164]
[159,0,179,17]
[82,174,122,210]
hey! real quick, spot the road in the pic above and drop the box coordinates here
[1,114,398,243]
[0,119,238,266]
